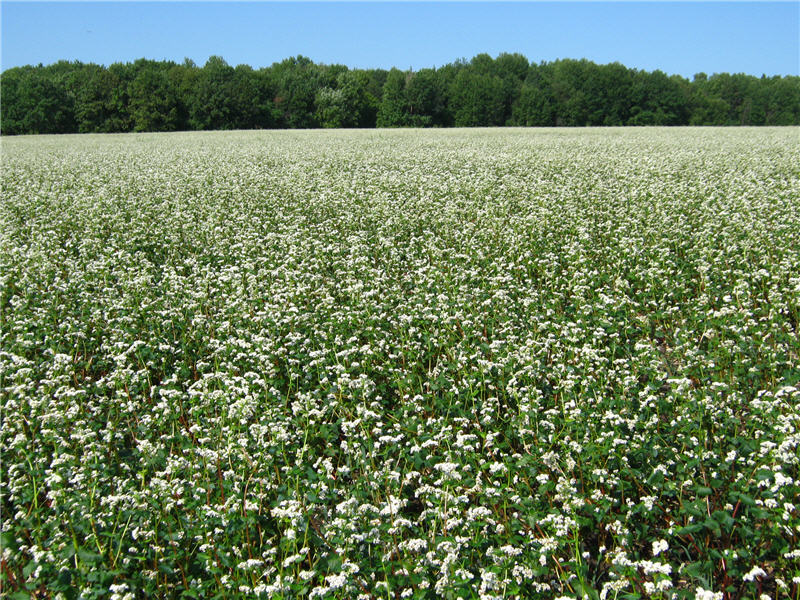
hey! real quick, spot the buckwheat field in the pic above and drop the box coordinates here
[1,127,799,600]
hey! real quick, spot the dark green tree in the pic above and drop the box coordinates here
[128,60,180,132]
[449,68,505,127]
[272,56,320,128]
[494,52,529,124]
[3,52,800,134]
[102,62,136,131]
[765,76,800,125]
[187,56,236,130]
[69,63,112,132]
[315,87,349,128]
[512,83,553,126]
[405,68,446,127]
[376,68,409,127]
[0,66,74,134]
[628,69,689,125]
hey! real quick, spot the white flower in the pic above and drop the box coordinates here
[695,587,723,600]
[743,565,767,582]
[652,539,669,556]
[325,573,347,590]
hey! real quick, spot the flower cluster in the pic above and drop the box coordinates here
[1,127,798,598]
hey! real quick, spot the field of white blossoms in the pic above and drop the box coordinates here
[1,127,799,600]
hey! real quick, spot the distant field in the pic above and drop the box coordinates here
[1,128,799,599]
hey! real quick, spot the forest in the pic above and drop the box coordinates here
[2,52,799,134]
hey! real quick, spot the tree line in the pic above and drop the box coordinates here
[2,53,799,134]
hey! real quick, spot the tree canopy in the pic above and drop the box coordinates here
[2,53,798,134]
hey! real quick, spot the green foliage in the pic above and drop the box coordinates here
[69,63,117,133]
[449,68,506,127]
[376,68,409,127]
[187,56,236,130]
[129,60,181,132]
[272,56,322,129]
[315,71,371,128]
[512,83,553,126]
[405,69,445,127]
[2,53,799,134]
[0,66,75,134]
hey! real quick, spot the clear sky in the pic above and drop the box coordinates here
[1,2,798,78]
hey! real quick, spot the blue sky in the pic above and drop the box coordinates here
[2,2,798,78]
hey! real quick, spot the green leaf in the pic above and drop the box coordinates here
[0,532,17,552]
[712,510,735,529]
[573,580,601,600]
[57,569,73,586]
[22,560,37,578]
[685,503,705,518]
[78,548,103,565]
[684,560,711,582]
[754,469,773,482]
[703,517,721,537]
[676,523,703,536]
